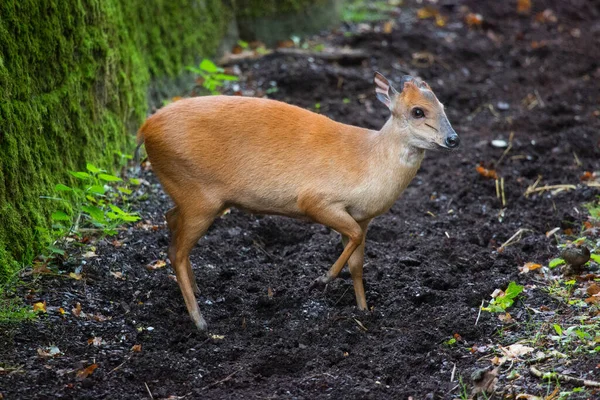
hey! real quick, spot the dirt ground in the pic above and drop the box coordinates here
[1,0,600,398]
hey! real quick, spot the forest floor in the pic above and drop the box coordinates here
[2,0,600,399]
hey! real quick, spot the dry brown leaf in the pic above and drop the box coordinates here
[110,271,124,280]
[267,287,273,298]
[72,302,82,317]
[498,313,513,323]
[112,240,123,248]
[59,307,66,315]
[76,364,98,380]
[587,283,600,296]
[585,296,600,304]
[535,9,557,24]
[383,20,394,34]
[476,164,498,180]
[87,337,104,346]
[33,301,47,313]
[465,13,483,28]
[82,251,97,259]
[146,260,167,271]
[131,344,142,352]
[499,343,534,359]
[580,171,595,181]
[472,367,498,395]
[37,345,61,358]
[417,7,438,19]
[519,262,542,273]
[517,0,531,15]
[32,264,52,274]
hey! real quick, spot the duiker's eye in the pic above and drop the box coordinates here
[411,108,425,119]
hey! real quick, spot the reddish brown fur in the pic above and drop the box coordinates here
[138,74,458,330]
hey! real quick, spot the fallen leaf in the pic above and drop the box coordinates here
[435,14,447,27]
[545,227,560,237]
[517,0,531,14]
[498,313,513,323]
[588,283,600,296]
[32,264,52,274]
[383,20,394,34]
[69,272,82,280]
[476,164,498,180]
[499,343,534,359]
[87,337,103,346]
[112,240,123,248]
[465,13,483,28]
[59,307,66,315]
[146,260,167,271]
[72,302,82,317]
[583,221,592,230]
[37,345,61,358]
[267,287,273,298]
[33,301,47,313]
[516,394,543,400]
[417,7,438,19]
[519,262,542,273]
[82,251,97,259]
[491,288,505,298]
[581,171,595,181]
[453,333,462,341]
[585,296,600,304]
[535,9,557,24]
[210,334,225,340]
[76,364,98,380]
[110,271,124,280]
[563,228,573,236]
[90,313,111,322]
[131,344,142,352]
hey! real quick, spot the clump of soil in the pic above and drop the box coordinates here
[1,0,599,398]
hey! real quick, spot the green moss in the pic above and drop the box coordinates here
[0,0,230,281]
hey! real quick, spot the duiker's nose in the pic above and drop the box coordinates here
[445,134,460,148]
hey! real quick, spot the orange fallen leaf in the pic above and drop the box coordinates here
[383,20,394,34]
[59,307,66,315]
[563,228,574,236]
[146,260,167,271]
[517,0,531,14]
[587,283,600,296]
[131,344,142,352]
[584,221,593,230]
[585,296,600,304]
[32,264,52,274]
[453,333,462,341]
[276,40,295,49]
[87,337,103,346]
[520,262,542,273]
[417,7,438,19]
[465,13,483,28]
[76,364,98,380]
[435,14,447,27]
[476,164,498,180]
[580,171,595,181]
[33,301,47,313]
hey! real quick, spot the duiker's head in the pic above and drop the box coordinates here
[374,72,459,150]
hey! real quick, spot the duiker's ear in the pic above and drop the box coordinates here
[374,72,398,110]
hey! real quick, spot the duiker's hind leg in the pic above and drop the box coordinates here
[170,201,220,330]
[166,206,200,295]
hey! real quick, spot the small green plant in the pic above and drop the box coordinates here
[46,163,140,236]
[0,272,35,323]
[482,281,524,313]
[342,0,397,23]
[187,59,238,94]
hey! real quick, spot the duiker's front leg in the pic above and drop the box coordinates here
[342,219,371,310]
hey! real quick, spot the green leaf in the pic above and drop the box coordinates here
[108,204,126,214]
[505,281,524,299]
[120,214,140,222]
[82,205,105,223]
[47,245,65,256]
[237,40,248,49]
[89,185,106,195]
[117,187,132,195]
[70,171,91,180]
[54,184,72,192]
[98,173,122,182]
[199,59,220,73]
[590,253,600,263]
[212,73,238,81]
[51,211,70,221]
[553,324,563,336]
[549,258,566,268]
[129,178,140,185]
[86,163,102,173]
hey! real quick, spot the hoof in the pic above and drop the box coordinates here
[195,315,208,331]
[309,275,331,292]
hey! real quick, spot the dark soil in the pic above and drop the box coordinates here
[2,0,600,398]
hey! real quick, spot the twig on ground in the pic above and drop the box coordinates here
[529,366,600,387]
[144,382,154,400]
[498,228,530,252]
[202,368,243,390]
[475,299,485,325]
[450,363,456,382]
[334,286,351,306]
[108,355,132,374]
[353,318,368,331]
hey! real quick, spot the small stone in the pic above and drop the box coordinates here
[491,139,508,148]
[497,101,510,110]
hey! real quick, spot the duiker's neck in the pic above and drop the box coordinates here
[376,117,424,167]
